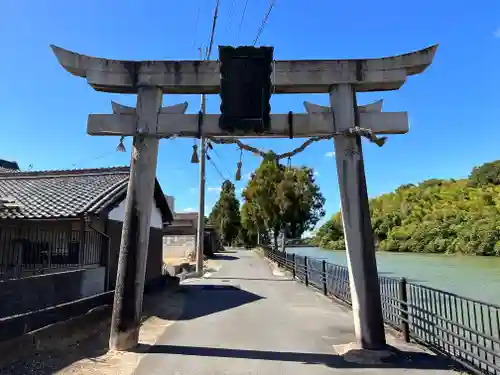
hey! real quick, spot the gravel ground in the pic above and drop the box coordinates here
[0,286,185,375]
[0,326,110,375]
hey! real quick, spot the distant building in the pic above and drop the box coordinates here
[162,198,218,259]
[0,159,20,173]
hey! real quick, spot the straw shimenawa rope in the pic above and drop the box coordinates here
[206,127,387,161]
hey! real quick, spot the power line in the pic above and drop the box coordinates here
[71,149,118,169]
[206,0,221,59]
[207,141,232,178]
[206,151,228,182]
[225,0,238,37]
[192,1,201,48]
[253,0,276,46]
[236,0,250,43]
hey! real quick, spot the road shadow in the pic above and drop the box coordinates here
[174,285,264,321]
[208,254,239,261]
[143,344,458,371]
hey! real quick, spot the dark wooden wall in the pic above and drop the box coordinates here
[107,220,163,289]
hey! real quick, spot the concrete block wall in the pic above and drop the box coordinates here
[80,267,106,297]
[0,267,105,318]
[163,235,195,259]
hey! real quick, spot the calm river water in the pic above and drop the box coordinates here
[285,247,500,306]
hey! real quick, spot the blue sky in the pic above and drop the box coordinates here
[1,0,500,228]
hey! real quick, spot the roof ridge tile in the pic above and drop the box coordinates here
[0,166,130,179]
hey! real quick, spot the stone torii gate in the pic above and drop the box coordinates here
[51,44,437,352]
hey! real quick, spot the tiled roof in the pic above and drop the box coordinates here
[0,167,131,220]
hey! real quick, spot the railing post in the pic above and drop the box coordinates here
[292,253,296,279]
[304,256,308,286]
[399,277,410,343]
[322,260,327,295]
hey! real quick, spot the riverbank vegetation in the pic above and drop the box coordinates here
[310,160,500,256]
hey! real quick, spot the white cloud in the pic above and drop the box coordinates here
[314,171,319,176]
[182,207,196,212]
[325,151,335,157]
[494,27,500,38]
[246,172,252,180]
[208,187,221,193]
[189,187,197,193]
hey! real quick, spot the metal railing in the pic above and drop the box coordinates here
[265,247,500,375]
[0,226,106,280]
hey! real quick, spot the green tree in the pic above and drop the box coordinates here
[310,212,345,249]
[469,160,500,187]
[237,224,257,248]
[241,153,326,248]
[276,167,325,238]
[242,153,283,248]
[208,180,241,246]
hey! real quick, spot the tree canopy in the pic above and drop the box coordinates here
[240,153,325,247]
[207,152,325,249]
[208,180,241,246]
[311,160,500,256]
[469,160,500,187]
[276,166,325,238]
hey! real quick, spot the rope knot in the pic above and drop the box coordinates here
[344,127,387,147]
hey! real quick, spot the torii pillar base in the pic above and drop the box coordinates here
[109,328,140,351]
[333,342,396,365]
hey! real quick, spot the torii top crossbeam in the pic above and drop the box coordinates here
[50,45,438,94]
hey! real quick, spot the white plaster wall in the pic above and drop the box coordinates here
[80,267,106,297]
[166,195,175,215]
[109,200,163,228]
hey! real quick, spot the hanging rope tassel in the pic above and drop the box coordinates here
[116,136,126,152]
[191,144,200,164]
[235,148,243,181]
[373,136,388,147]
[235,161,242,181]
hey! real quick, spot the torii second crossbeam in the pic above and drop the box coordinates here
[88,100,408,138]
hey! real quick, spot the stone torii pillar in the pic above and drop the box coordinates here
[332,85,387,350]
[304,95,391,350]
[50,44,437,351]
[106,99,188,349]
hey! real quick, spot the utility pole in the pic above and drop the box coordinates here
[195,47,207,276]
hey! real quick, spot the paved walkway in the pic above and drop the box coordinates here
[133,249,458,375]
